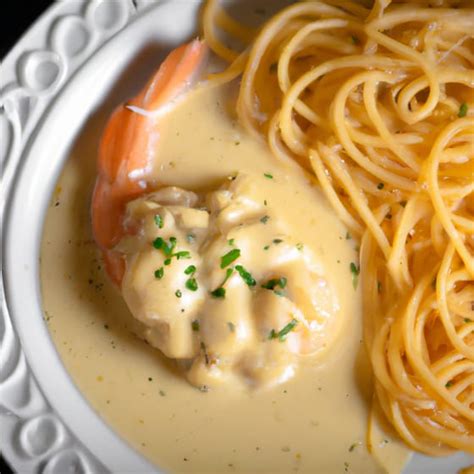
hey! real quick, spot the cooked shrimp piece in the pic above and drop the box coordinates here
[91,39,208,285]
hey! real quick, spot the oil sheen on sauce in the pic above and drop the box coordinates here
[41,83,410,473]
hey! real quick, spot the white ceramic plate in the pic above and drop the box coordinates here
[1,1,472,472]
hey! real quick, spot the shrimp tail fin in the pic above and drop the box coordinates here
[92,39,208,284]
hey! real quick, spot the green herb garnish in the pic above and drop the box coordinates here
[153,237,165,249]
[175,289,182,298]
[184,265,196,275]
[269,319,298,342]
[186,233,196,243]
[264,173,273,179]
[262,277,287,290]
[222,267,234,286]
[166,237,177,255]
[164,258,172,266]
[296,242,304,251]
[186,278,198,291]
[220,248,241,268]
[445,381,453,388]
[154,214,164,229]
[458,102,468,118]
[227,322,235,332]
[211,287,226,298]
[350,262,360,290]
[152,236,176,255]
[235,265,256,287]
[228,238,235,246]
[175,250,191,260]
[273,238,283,244]
[260,215,270,224]
[154,267,164,279]
[191,320,200,332]
[263,245,270,250]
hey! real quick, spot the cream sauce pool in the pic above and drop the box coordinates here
[41,83,410,473]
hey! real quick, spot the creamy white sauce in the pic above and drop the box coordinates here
[41,83,410,473]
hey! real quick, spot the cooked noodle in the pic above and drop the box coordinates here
[203,0,474,455]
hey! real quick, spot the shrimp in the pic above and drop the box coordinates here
[91,40,208,285]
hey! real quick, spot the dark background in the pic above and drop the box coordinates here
[1,1,52,58]
[1,6,52,474]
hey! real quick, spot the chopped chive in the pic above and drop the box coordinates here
[264,199,268,206]
[191,320,200,331]
[273,239,283,244]
[186,233,196,243]
[184,265,196,275]
[164,237,177,255]
[269,319,298,342]
[445,381,453,388]
[264,173,273,179]
[273,289,285,297]
[153,236,177,256]
[222,267,234,286]
[175,250,191,260]
[185,278,198,291]
[235,265,256,287]
[350,262,360,290]
[220,248,241,268]
[377,182,384,190]
[458,102,468,118]
[154,267,164,279]
[175,289,182,298]
[349,444,357,452]
[296,242,304,251]
[464,318,472,323]
[153,237,164,249]
[261,277,287,290]
[260,215,270,224]
[211,287,226,298]
[263,245,270,250]
[154,214,164,229]
[228,238,235,246]
[227,322,235,332]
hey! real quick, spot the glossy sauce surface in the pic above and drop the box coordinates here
[41,83,409,473]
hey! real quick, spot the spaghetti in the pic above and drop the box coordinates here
[203,0,474,456]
